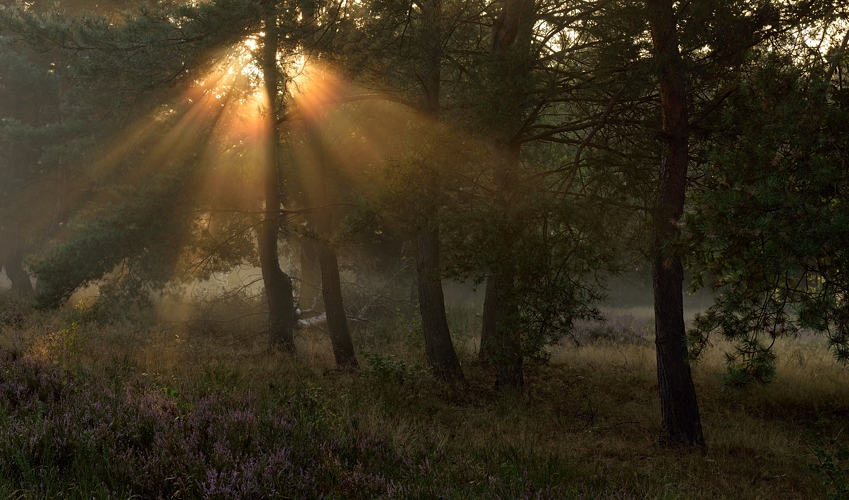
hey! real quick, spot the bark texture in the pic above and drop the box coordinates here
[259,11,295,351]
[479,276,496,362]
[647,0,704,447]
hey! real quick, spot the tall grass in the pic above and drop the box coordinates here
[0,293,846,499]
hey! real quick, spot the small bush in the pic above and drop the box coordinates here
[807,435,849,500]
[362,352,425,385]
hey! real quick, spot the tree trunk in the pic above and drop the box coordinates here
[479,0,535,385]
[260,10,295,351]
[416,220,463,381]
[480,162,523,385]
[487,273,523,387]
[479,275,496,362]
[647,0,704,447]
[318,244,357,368]
[303,123,359,369]
[1,227,33,297]
[299,238,322,313]
[415,0,464,383]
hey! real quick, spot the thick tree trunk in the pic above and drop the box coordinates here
[647,0,704,447]
[414,0,464,383]
[6,254,32,297]
[260,10,295,351]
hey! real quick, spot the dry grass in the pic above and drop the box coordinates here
[1,296,847,499]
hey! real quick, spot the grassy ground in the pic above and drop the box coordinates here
[0,294,847,499]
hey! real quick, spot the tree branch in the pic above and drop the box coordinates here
[277,93,419,124]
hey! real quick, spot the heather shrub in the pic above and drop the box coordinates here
[0,352,572,499]
[0,296,29,328]
[0,346,602,499]
[0,350,444,499]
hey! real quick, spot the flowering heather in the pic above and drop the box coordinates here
[0,349,581,499]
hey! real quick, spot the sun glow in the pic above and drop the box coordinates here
[41,38,279,282]
[48,35,482,289]
[290,61,348,123]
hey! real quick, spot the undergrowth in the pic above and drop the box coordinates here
[0,293,847,499]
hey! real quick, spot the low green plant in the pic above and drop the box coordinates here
[806,434,849,500]
[362,352,422,385]
[57,322,87,356]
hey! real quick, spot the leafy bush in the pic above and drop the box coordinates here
[807,436,849,500]
[362,352,425,385]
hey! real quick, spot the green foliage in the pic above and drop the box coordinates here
[362,352,423,385]
[29,172,194,309]
[722,346,776,388]
[686,51,849,374]
[437,142,619,359]
[806,434,849,500]
[0,0,265,108]
[56,321,87,356]
[0,0,275,308]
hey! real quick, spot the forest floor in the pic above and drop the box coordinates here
[0,293,847,499]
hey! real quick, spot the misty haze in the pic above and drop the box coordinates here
[1,0,848,498]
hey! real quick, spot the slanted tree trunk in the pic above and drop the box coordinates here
[318,243,357,368]
[303,124,358,369]
[647,0,704,447]
[415,0,464,383]
[479,275,496,362]
[416,212,463,380]
[295,0,357,368]
[259,10,295,351]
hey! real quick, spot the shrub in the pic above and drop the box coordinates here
[0,350,440,498]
